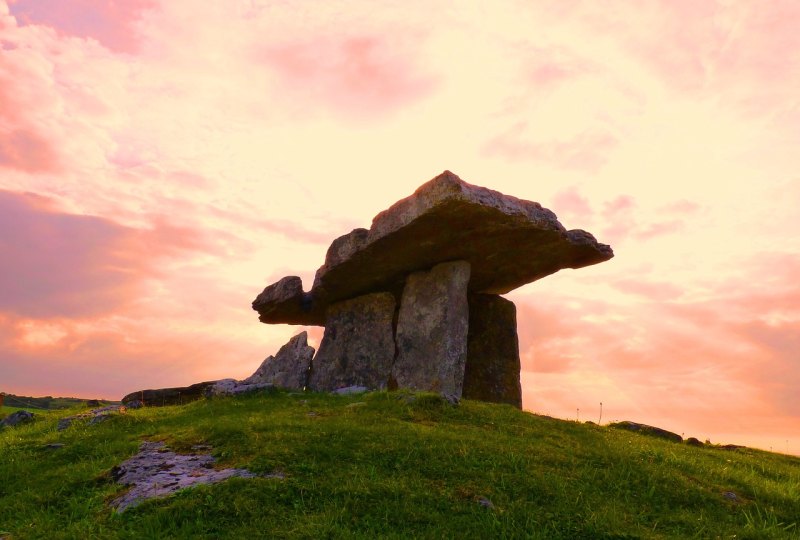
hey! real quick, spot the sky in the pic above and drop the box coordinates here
[1,0,798,454]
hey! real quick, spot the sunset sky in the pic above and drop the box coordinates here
[1,0,798,454]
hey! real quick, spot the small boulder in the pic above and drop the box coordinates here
[609,421,683,443]
[0,410,35,428]
[686,437,704,447]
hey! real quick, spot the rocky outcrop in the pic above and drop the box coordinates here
[393,261,471,397]
[462,295,522,408]
[253,171,612,326]
[57,405,126,431]
[609,421,683,443]
[244,331,315,389]
[121,381,218,407]
[0,410,34,428]
[308,293,396,392]
[111,441,282,512]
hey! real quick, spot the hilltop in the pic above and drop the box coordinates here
[1,390,798,539]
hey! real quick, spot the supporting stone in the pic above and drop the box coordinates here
[244,331,315,390]
[462,294,522,408]
[392,261,471,397]
[307,292,396,391]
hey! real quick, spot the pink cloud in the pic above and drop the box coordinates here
[7,0,156,53]
[610,278,684,302]
[261,34,436,119]
[0,127,59,172]
[552,187,594,221]
[0,190,202,319]
[484,123,618,171]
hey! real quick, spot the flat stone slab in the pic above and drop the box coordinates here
[111,441,282,512]
[253,171,613,325]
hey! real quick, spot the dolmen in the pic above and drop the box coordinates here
[251,171,613,408]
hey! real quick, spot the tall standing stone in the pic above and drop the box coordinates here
[393,261,471,397]
[462,294,522,408]
[308,292,396,391]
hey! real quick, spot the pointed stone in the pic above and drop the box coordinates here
[244,331,315,390]
[308,293,396,391]
[463,294,522,408]
[392,261,471,397]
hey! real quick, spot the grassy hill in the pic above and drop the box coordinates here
[1,394,113,412]
[1,390,798,539]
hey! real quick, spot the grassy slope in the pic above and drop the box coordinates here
[0,391,798,539]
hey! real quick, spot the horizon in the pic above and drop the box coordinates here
[1,1,798,456]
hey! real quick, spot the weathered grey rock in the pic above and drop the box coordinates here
[1,410,34,428]
[308,292,396,392]
[110,441,281,512]
[253,171,613,325]
[58,404,127,431]
[121,381,218,407]
[244,331,315,389]
[392,261,471,397]
[331,385,369,395]
[462,294,522,408]
[253,276,314,325]
[609,421,683,443]
[205,379,275,397]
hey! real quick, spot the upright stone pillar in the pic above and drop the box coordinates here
[392,261,471,397]
[308,292,396,391]
[462,294,522,408]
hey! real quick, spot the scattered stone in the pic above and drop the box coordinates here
[462,294,522,408]
[0,410,35,428]
[308,293,396,392]
[722,491,740,502]
[122,381,218,407]
[244,331,315,390]
[58,405,127,431]
[332,386,369,396]
[44,443,65,450]
[86,399,101,407]
[254,171,613,325]
[205,379,275,397]
[393,261,471,398]
[719,444,745,451]
[110,441,273,512]
[125,400,144,409]
[609,421,683,443]
[686,437,704,447]
[477,497,495,509]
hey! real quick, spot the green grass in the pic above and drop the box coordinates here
[1,391,798,539]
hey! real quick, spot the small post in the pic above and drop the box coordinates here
[598,402,603,425]
[576,408,580,422]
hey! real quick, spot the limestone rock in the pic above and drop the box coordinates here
[252,276,318,325]
[308,292,396,392]
[244,331,315,389]
[609,421,683,443]
[462,294,522,408]
[1,410,34,428]
[57,405,127,431]
[205,379,275,397]
[393,261,471,397]
[121,381,218,407]
[253,171,613,326]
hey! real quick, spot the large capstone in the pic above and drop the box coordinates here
[307,292,396,392]
[462,294,522,408]
[253,171,613,326]
[392,261,471,398]
[244,331,315,389]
